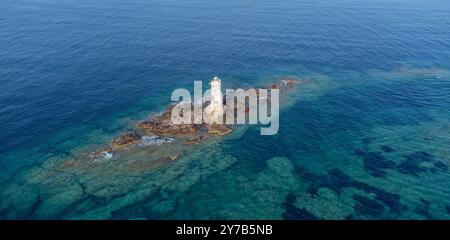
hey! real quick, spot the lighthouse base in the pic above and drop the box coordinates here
[208,124,232,136]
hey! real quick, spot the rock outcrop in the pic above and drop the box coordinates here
[89,147,113,162]
[88,77,299,163]
[112,131,142,149]
[137,105,197,136]
[271,78,299,90]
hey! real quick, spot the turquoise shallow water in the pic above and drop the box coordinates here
[1,0,450,219]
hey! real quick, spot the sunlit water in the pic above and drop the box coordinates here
[1,0,450,219]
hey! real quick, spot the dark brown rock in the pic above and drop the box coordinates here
[112,131,141,149]
[270,78,299,91]
[137,105,197,136]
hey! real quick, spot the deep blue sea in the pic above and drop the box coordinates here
[1,0,450,219]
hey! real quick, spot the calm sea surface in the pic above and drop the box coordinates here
[1,0,450,219]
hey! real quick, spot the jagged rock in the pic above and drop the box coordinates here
[111,131,141,149]
[270,78,299,90]
[137,106,197,136]
[280,78,297,86]
[136,121,152,129]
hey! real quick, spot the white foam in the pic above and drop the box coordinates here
[93,151,113,162]
[139,135,175,146]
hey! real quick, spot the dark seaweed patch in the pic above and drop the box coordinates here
[406,151,433,162]
[396,152,448,176]
[354,149,396,177]
[414,199,432,219]
[380,145,395,153]
[362,137,374,145]
[282,205,318,220]
[282,193,318,220]
[296,167,407,215]
[344,170,406,214]
[372,189,406,215]
[358,136,442,177]
[345,215,355,220]
[300,168,350,196]
[60,195,106,218]
[108,188,178,220]
[24,195,42,220]
[397,151,433,176]
[431,161,448,173]
[322,168,356,195]
[353,194,384,217]
[354,148,367,156]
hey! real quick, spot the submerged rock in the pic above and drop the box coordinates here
[280,78,297,87]
[169,152,183,160]
[271,78,299,90]
[184,135,208,145]
[122,152,183,172]
[91,150,113,162]
[0,184,40,219]
[89,147,113,162]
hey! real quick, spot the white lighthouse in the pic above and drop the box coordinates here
[209,76,224,124]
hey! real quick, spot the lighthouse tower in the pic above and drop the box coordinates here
[209,76,224,124]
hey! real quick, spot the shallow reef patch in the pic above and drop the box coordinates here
[297,167,408,216]
[282,194,318,220]
[283,187,353,220]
